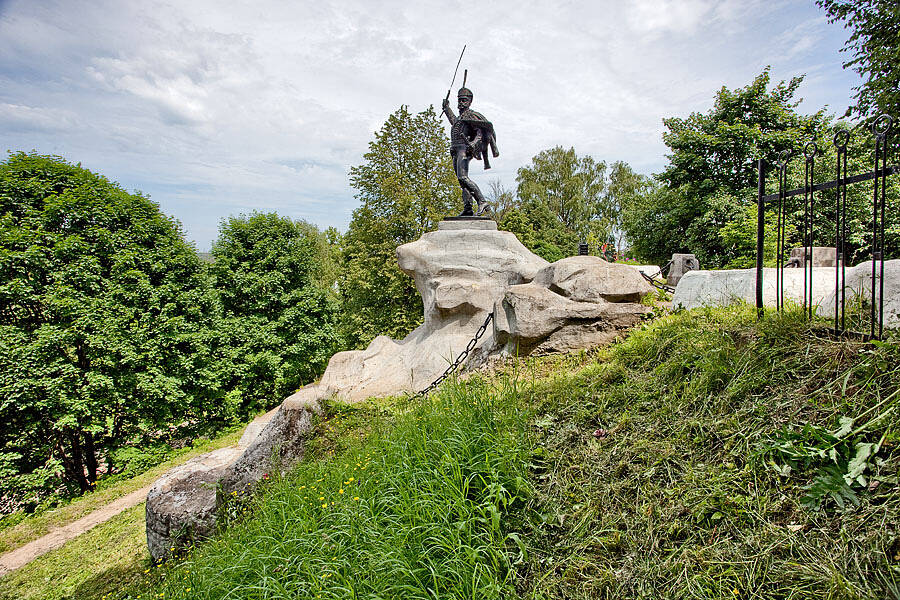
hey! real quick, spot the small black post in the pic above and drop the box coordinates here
[756,158,765,319]
[578,242,589,256]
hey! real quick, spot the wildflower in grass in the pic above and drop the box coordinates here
[339,488,344,494]
[321,503,327,508]
[353,496,360,501]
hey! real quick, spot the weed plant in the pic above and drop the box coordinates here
[515,305,899,599]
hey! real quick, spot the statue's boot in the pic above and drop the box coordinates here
[476,201,491,216]
[470,185,488,216]
[459,190,475,216]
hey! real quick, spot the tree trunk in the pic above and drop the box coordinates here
[60,430,89,492]
[83,431,98,485]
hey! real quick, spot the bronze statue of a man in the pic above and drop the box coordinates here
[441,83,499,216]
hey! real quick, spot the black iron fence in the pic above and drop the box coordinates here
[755,114,898,340]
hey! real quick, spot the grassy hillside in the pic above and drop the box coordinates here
[0,427,245,600]
[100,306,900,598]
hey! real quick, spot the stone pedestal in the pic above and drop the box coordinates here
[437,217,497,231]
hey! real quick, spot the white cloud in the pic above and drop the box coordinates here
[0,0,861,249]
[626,0,713,36]
[0,103,77,132]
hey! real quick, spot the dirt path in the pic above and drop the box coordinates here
[0,485,151,576]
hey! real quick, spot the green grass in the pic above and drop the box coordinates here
[514,305,900,599]
[0,427,245,556]
[0,425,250,600]
[0,504,148,600]
[120,381,532,600]
[99,306,900,599]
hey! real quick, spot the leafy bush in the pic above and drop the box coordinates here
[0,152,222,509]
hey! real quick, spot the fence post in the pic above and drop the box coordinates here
[756,158,765,319]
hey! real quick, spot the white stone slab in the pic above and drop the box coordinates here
[672,260,900,328]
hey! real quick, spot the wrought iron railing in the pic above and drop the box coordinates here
[755,114,897,340]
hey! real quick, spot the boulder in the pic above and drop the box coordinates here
[816,259,900,328]
[495,282,650,354]
[144,406,281,560]
[145,395,319,560]
[219,388,321,495]
[532,255,652,303]
[145,446,240,561]
[672,266,838,310]
[672,259,900,329]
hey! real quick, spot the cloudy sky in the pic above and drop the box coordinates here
[1,0,860,250]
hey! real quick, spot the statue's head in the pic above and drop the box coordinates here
[457,87,473,111]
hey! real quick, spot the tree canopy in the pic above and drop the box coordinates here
[660,69,827,197]
[817,0,900,120]
[340,105,458,348]
[210,212,341,413]
[513,146,609,261]
[624,69,830,267]
[0,152,220,504]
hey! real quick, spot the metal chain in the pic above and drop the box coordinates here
[413,311,494,398]
[640,266,675,294]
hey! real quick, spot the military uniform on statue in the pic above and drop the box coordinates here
[441,68,499,217]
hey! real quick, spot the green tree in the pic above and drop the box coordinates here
[210,212,341,413]
[341,105,458,348]
[497,207,536,249]
[817,0,900,120]
[765,132,899,265]
[625,69,830,267]
[604,161,651,255]
[514,146,610,260]
[660,69,827,197]
[0,152,220,505]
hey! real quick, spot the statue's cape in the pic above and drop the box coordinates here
[460,109,499,169]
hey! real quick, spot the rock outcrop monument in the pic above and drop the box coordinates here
[145,219,653,560]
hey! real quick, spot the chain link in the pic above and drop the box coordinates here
[640,261,675,293]
[413,311,494,398]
